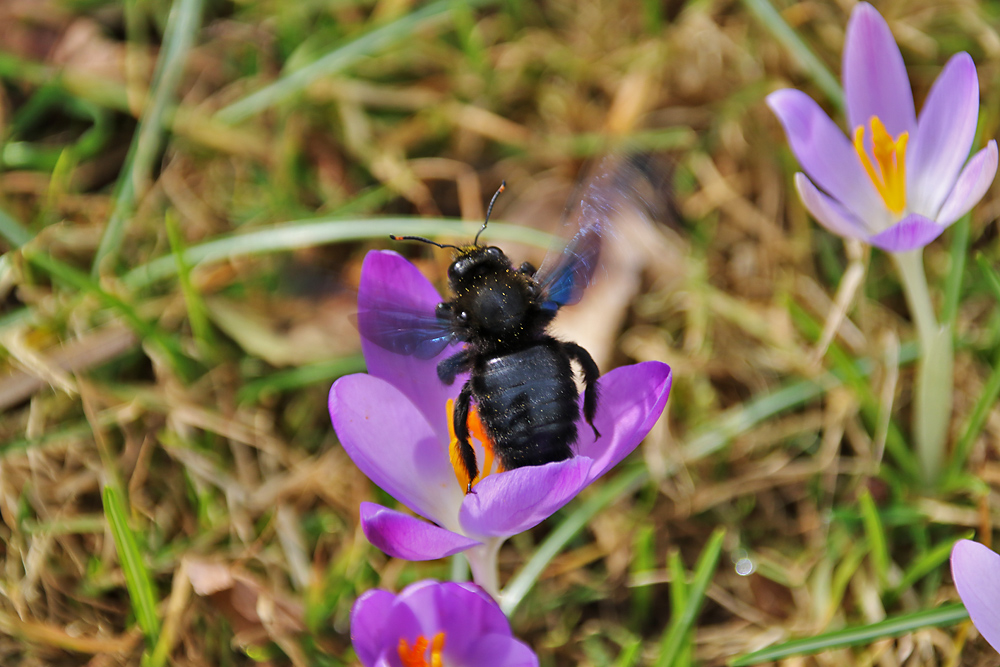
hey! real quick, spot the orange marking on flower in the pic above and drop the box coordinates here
[854,116,908,215]
[446,399,499,492]
[467,406,495,477]
[397,632,445,667]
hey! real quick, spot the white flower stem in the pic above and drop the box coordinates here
[891,249,953,487]
[465,538,503,600]
[449,552,470,582]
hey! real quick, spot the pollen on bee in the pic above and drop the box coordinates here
[446,399,500,491]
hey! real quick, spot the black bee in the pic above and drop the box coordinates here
[359,158,649,491]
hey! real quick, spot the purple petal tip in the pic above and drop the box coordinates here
[952,540,1000,652]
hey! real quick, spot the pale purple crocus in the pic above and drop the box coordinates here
[352,580,538,666]
[329,250,671,595]
[951,539,1000,653]
[768,2,997,252]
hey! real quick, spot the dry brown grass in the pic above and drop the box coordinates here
[1,0,999,664]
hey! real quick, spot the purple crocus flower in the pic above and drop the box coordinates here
[768,2,997,252]
[329,250,671,592]
[352,580,538,666]
[951,539,1000,653]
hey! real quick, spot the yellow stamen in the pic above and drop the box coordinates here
[431,633,445,667]
[446,399,500,492]
[398,632,445,667]
[853,116,908,215]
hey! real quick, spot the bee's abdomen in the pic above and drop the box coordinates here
[473,342,579,471]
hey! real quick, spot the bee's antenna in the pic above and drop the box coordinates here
[474,181,506,246]
[389,235,460,250]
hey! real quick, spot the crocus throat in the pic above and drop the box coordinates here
[446,399,501,491]
[398,632,445,667]
[853,116,908,215]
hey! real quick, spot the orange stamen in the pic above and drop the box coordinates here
[398,633,445,667]
[446,399,500,492]
[853,116,908,215]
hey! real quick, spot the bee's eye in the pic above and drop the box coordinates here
[486,246,502,257]
[448,260,463,279]
[456,311,469,324]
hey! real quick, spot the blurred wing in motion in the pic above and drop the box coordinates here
[357,301,456,359]
[356,254,457,359]
[534,155,655,312]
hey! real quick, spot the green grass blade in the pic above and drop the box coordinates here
[742,0,844,109]
[949,352,1000,480]
[729,604,969,665]
[976,253,1000,302]
[641,0,664,32]
[629,525,657,627]
[666,549,693,667]
[102,486,160,645]
[92,0,206,275]
[858,489,889,588]
[683,374,835,460]
[684,341,918,463]
[122,218,555,290]
[0,205,33,248]
[164,210,216,355]
[829,540,870,619]
[888,534,969,603]
[613,639,644,667]
[945,255,1000,481]
[655,528,726,667]
[215,0,498,124]
[788,301,921,480]
[668,549,688,612]
[1,421,95,459]
[500,466,648,616]
[25,250,197,380]
[237,355,366,403]
[940,215,969,327]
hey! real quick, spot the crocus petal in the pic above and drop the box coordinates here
[351,589,396,667]
[377,591,424,656]
[935,140,998,226]
[360,503,481,560]
[331,375,463,527]
[767,89,884,219]
[867,213,944,252]
[462,635,541,667]
[397,582,511,657]
[458,458,592,538]
[843,2,916,138]
[794,173,876,239]
[358,250,462,439]
[907,53,980,217]
[576,361,671,482]
[951,540,1000,652]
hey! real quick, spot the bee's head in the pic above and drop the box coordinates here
[447,244,512,291]
[447,180,508,287]
[390,181,510,292]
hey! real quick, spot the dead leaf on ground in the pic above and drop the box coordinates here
[185,557,305,647]
[205,294,358,366]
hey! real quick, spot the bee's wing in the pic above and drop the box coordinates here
[534,221,601,311]
[534,156,652,311]
[357,290,457,360]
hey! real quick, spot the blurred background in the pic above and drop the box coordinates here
[1,0,999,664]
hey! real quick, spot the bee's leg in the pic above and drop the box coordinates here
[518,261,536,277]
[563,342,601,440]
[454,383,479,492]
[438,349,471,385]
